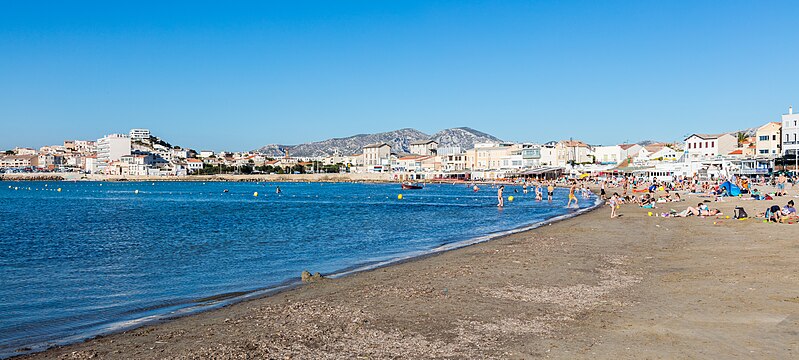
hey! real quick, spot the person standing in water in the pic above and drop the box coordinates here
[497,185,505,207]
[547,182,554,202]
[567,181,578,208]
[275,186,282,194]
[535,183,543,201]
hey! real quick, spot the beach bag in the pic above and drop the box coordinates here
[734,207,748,219]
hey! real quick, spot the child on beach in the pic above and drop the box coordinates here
[609,192,621,218]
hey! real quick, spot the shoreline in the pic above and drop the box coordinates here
[3,190,602,358]
[15,188,799,359]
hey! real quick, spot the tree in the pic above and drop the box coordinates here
[737,132,747,148]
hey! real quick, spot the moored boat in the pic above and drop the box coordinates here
[401,182,424,190]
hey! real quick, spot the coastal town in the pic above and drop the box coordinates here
[2,106,798,181]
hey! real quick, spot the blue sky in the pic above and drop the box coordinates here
[1,1,798,151]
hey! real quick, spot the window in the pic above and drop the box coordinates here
[711,141,714,148]
[760,150,768,154]
[773,135,777,141]
[759,135,769,141]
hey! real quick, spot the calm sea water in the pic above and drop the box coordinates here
[0,181,597,356]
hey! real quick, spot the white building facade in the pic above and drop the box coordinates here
[782,106,799,157]
[96,134,131,173]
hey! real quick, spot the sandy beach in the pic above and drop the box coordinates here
[17,186,799,359]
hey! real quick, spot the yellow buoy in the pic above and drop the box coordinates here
[57,188,62,192]
[253,192,259,197]
[397,194,403,200]
[508,196,514,202]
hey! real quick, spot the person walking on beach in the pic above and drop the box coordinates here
[497,185,505,207]
[600,180,607,200]
[547,182,554,202]
[567,181,578,208]
[609,192,621,218]
[777,173,787,196]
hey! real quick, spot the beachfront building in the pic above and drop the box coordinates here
[465,143,515,170]
[756,122,781,158]
[186,158,204,173]
[781,106,799,158]
[362,143,391,172]
[538,142,558,166]
[440,152,468,172]
[129,128,151,141]
[633,144,678,164]
[592,144,642,165]
[84,156,97,174]
[409,140,438,156]
[96,134,131,173]
[683,133,736,160]
[0,155,38,169]
[555,140,593,166]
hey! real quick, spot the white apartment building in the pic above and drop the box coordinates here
[592,144,642,165]
[756,122,781,158]
[782,106,799,157]
[539,142,558,166]
[409,140,438,156]
[96,134,131,173]
[186,158,204,173]
[684,133,736,160]
[129,128,151,141]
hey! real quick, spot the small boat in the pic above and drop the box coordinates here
[401,182,424,190]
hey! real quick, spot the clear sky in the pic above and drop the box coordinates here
[1,0,798,151]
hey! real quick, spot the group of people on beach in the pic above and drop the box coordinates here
[489,179,581,208]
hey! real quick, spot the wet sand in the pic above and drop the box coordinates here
[19,187,799,359]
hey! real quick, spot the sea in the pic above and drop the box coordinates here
[0,181,598,357]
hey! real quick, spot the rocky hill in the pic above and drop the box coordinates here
[257,127,502,157]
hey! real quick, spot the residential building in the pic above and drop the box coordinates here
[409,140,438,156]
[186,158,204,173]
[13,147,36,156]
[539,142,558,166]
[556,140,593,166]
[96,134,131,173]
[781,106,799,157]
[466,143,515,170]
[362,143,391,171]
[683,133,736,160]
[634,144,678,164]
[129,128,151,141]
[593,144,642,165]
[0,155,38,168]
[755,122,781,158]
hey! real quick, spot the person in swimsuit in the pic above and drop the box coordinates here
[497,185,505,207]
[567,181,578,208]
[547,182,554,202]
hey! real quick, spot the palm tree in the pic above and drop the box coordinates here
[736,132,747,148]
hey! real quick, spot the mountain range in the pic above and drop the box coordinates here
[256,127,503,157]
